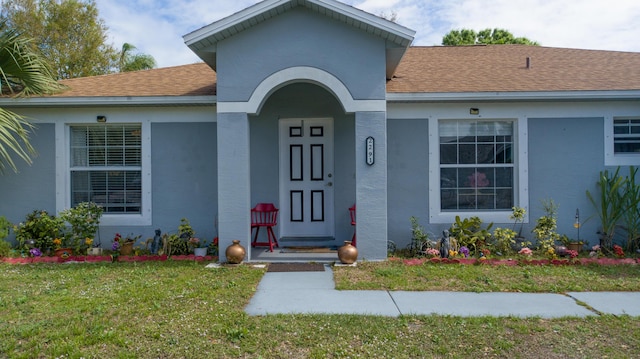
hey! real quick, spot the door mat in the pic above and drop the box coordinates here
[267,263,326,272]
[280,246,337,253]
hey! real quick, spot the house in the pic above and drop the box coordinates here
[1,0,639,262]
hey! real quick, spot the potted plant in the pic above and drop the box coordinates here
[558,234,583,252]
[112,233,140,256]
[190,237,208,257]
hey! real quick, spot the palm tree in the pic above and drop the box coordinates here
[0,20,65,173]
[119,43,156,72]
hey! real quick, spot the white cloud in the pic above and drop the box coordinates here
[96,0,640,68]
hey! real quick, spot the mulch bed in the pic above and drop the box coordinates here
[267,263,325,272]
[1,254,217,264]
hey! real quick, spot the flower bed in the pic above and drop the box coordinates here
[1,254,217,264]
[391,256,640,266]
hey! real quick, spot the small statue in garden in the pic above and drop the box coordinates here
[439,230,451,258]
[151,229,161,254]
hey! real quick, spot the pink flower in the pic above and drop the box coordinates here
[518,247,533,256]
[566,250,578,258]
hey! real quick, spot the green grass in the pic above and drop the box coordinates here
[1,261,639,358]
[333,260,640,292]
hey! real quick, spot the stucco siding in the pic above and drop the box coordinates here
[150,122,218,240]
[387,119,430,246]
[0,124,56,227]
[216,7,387,103]
[528,117,604,244]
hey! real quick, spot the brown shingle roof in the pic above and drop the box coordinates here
[55,62,216,97]
[50,45,640,99]
[388,45,640,93]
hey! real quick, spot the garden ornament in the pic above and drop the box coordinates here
[151,229,161,254]
[439,230,451,258]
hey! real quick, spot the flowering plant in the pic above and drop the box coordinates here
[613,244,625,258]
[52,238,63,250]
[424,248,439,258]
[566,249,579,259]
[518,247,533,256]
[29,248,42,257]
[466,171,489,188]
[589,245,601,258]
[188,237,209,250]
[459,246,470,258]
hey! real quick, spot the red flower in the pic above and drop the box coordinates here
[613,245,625,258]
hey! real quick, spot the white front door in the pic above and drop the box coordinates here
[279,118,334,238]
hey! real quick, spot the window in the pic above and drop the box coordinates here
[606,116,640,166]
[429,117,527,224]
[613,118,640,154]
[439,120,514,211]
[70,124,142,214]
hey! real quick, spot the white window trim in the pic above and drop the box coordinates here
[428,116,529,224]
[56,119,152,226]
[605,115,640,166]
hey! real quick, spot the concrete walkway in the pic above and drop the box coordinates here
[245,264,640,317]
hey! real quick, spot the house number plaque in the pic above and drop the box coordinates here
[366,136,375,165]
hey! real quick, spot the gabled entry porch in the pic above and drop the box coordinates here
[182,0,415,262]
[216,69,389,262]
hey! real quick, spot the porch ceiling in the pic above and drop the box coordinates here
[183,0,415,79]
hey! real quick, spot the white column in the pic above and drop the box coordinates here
[355,111,388,260]
[217,112,251,262]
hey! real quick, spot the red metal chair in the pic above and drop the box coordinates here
[349,204,356,246]
[251,203,279,252]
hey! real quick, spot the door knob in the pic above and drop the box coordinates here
[327,182,333,187]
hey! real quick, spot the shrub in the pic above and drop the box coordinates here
[0,239,12,257]
[532,199,559,253]
[60,202,103,253]
[449,216,493,255]
[13,210,65,252]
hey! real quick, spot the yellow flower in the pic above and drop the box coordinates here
[85,238,93,246]
[53,238,62,245]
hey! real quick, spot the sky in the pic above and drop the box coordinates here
[96,0,640,68]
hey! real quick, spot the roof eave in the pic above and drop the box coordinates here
[0,96,217,108]
[386,90,640,102]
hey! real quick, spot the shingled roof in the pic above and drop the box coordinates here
[47,45,640,99]
[54,62,216,97]
[388,45,640,93]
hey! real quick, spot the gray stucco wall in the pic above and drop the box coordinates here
[528,117,604,244]
[387,119,430,245]
[250,82,355,245]
[0,124,56,228]
[216,7,387,103]
[149,122,218,239]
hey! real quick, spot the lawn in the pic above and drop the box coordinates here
[332,260,640,292]
[1,261,639,358]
